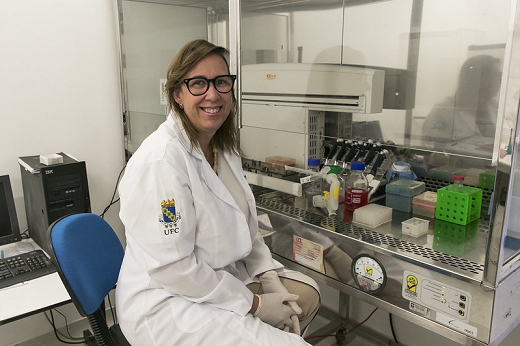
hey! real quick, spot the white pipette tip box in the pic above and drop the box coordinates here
[352,204,392,228]
[402,217,429,237]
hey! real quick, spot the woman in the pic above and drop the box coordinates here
[116,39,320,345]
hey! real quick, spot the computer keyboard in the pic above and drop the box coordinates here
[0,250,56,289]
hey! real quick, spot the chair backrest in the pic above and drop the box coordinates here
[47,213,124,316]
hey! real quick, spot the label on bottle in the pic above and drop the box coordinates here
[345,187,368,210]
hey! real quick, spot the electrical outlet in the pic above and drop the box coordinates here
[160,78,167,105]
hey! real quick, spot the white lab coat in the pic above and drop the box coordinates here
[116,114,314,345]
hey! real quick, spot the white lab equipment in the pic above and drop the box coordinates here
[240,63,385,168]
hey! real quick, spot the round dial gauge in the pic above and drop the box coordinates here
[351,254,387,294]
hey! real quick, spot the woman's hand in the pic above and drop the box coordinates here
[259,270,302,334]
[251,293,300,332]
[248,294,259,314]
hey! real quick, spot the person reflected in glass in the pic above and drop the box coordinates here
[423,55,502,154]
[115,39,320,346]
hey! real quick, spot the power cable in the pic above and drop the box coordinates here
[304,307,379,342]
[389,313,399,343]
[48,309,93,344]
[100,165,126,219]
[44,309,85,341]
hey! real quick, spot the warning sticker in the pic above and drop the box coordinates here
[406,274,419,295]
[402,270,471,321]
[293,235,324,272]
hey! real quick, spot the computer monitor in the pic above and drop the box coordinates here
[0,175,22,246]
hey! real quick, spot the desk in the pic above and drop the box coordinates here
[0,239,71,325]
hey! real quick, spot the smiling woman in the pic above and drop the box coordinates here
[165,40,239,161]
[115,39,321,346]
[172,53,235,164]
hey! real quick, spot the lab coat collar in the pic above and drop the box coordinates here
[167,111,205,162]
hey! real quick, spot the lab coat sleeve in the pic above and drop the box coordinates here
[242,229,283,279]
[119,159,254,316]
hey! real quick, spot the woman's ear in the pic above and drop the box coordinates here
[173,88,183,105]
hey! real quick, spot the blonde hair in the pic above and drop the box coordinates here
[165,39,238,154]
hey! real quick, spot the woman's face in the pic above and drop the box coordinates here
[174,54,233,140]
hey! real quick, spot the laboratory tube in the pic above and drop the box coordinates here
[345,161,368,210]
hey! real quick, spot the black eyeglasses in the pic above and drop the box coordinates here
[183,74,237,96]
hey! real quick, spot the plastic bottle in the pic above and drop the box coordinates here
[304,158,323,209]
[327,165,345,204]
[308,158,321,172]
[313,169,340,216]
[345,161,368,210]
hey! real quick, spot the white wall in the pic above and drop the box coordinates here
[0,0,125,344]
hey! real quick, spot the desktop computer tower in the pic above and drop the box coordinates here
[18,153,91,254]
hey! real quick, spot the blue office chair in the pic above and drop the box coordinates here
[46,213,130,346]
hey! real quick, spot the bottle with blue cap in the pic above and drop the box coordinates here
[303,158,323,209]
[307,158,321,173]
[345,161,368,210]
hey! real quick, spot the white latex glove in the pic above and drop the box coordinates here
[259,271,303,315]
[259,271,302,335]
[282,315,301,335]
[253,292,300,331]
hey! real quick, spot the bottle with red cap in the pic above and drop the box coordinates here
[454,175,465,186]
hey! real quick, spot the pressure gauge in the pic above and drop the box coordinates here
[352,254,387,294]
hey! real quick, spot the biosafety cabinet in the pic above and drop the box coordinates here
[237,1,520,345]
[117,0,520,345]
